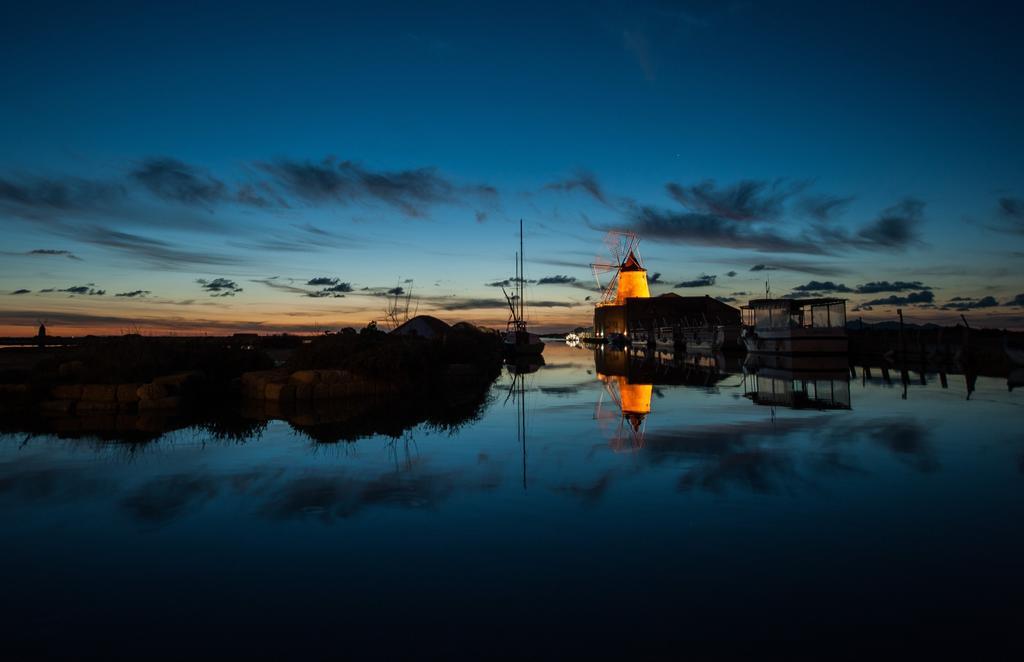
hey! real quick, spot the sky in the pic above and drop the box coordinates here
[1,0,1022,334]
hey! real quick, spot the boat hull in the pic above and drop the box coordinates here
[504,331,545,356]
[742,328,848,355]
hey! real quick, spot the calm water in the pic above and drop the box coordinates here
[2,343,1022,657]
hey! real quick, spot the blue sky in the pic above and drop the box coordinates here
[1,0,1022,333]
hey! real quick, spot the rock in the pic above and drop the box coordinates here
[58,361,84,378]
[51,384,83,400]
[136,383,170,401]
[152,371,205,392]
[319,370,345,384]
[446,363,479,378]
[76,400,119,414]
[294,383,313,400]
[241,370,285,399]
[265,383,295,401]
[313,383,331,400]
[0,384,30,397]
[40,399,75,416]
[81,384,118,402]
[290,370,320,385]
[329,383,350,399]
[138,396,182,411]
[117,383,141,403]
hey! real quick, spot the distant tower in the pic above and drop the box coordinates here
[614,250,650,304]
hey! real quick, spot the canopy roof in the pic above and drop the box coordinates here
[743,297,846,309]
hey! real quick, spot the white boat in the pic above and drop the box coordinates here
[740,298,848,355]
[502,220,545,357]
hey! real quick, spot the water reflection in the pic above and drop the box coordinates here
[1,343,1021,655]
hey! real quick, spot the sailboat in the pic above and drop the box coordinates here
[502,220,545,356]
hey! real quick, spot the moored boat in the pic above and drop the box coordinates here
[740,298,848,355]
[502,220,545,357]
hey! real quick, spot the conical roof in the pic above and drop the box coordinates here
[621,250,644,272]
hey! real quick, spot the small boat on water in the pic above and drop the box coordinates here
[740,298,848,355]
[502,220,545,356]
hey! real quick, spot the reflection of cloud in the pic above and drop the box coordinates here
[259,469,499,522]
[120,475,219,523]
[677,449,797,494]
[0,467,112,503]
[551,474,611,505]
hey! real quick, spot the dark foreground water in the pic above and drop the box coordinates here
[2,343,1022,658]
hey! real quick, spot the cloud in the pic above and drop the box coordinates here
[725,271,737,277]
[10,289,31,295]
[307,277,339,286]
[942,296,999,310]
[666,178,807,221]
[537,275,577,285]
[992,197,1024,234]
[53,285,106,296]
[863,291,934,306]
[307,282,353,298]
[251,278,313,295]
[0,174,124,219]
[649,272,662,283]
[792,281,853,293]
[475,210,488,223]
[544,170,608,205]
[130,157,227,205]
[115,290,151,298]
[76,226,242,269]
[621,206,825,254]
[256,157,492,217]
[26,249,81,260]
[1006,294,1024,307]
[852,198,924,250]
[675,274,716,288]
[612,182,921,256]
[798,194,854,222]
[750,264,777,272]
[197,278,243,297]
[855,280,932,294]
[716,296,737,303]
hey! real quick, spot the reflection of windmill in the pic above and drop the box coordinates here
[590,231,649,305]
[594,374,651,451]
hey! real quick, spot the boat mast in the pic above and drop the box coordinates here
[519,218,525,326]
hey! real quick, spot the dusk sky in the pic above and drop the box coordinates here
[2,0,1022,334]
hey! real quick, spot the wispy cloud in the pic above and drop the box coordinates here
[667,178,807,222]
[26,248,82,260]
[255,157,495,218]
[544,170,608,205]
[131,158,227,205]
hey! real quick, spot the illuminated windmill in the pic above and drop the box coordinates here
[590,231,650,306]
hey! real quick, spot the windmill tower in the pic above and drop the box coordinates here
[590,231,650,306]
[590,231,650,338]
